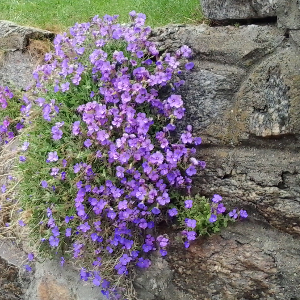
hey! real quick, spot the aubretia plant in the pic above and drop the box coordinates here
[0,11,246,299]
[176,194,248,249]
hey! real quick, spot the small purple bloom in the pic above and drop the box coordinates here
[18,220,25,227]
[185,200,193,209]
[28,253,34,261]
[19,156,26,162]
[47,151,58,162]
[24,264,32,272]
[60,257,65,266]
[240,209,248,218]
[228,209,238,219]
[168,207,178,217]
[49,236,59,247]
[84,139,92,148]
[209,214,217,223]
[212,194,222,203]
[41,180,48,188]
[65,228,71,237]
[185,62,194,70]
[185,218,196,229]
[186,165,197,176]
[152,207,161,215]
[217,203,226,214]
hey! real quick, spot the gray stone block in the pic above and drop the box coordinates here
[277,0,300,29]
[201,0,278,20]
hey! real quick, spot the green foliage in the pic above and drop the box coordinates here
[176,194,233,236]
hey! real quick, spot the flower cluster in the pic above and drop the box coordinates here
[0,11,247,299]
[178,194,248,248]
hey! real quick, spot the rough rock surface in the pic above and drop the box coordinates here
[0,21,54,51]
[151,24,300,235]
[201,0,278,21]
[0,21,54,89]
[277,0,300,29]
[140,21,300,299]
[135,219,300,300]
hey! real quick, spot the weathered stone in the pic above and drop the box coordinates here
[152,24,289,144]
[134,253,191,300]
[233,47,300,140]
[0,21,54,51]
[0,51,37,89]
[277,0,300,29]
[0,256,23,300]
[201,0,277,21]
[24,259,107,300]
[290,30,300,47]
[152,24,285,68]
[195,146,300,235]
[37,276,72,300]
[135,219,300,299]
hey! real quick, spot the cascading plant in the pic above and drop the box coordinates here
[0,11,247,299]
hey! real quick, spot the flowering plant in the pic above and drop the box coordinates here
[0,11,247,299]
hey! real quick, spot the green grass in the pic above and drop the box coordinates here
[0,0,203,32]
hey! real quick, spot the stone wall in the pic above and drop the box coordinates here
[135,1,300,299]
[0,2,300,298]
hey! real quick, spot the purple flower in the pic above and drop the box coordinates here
[84,139,92,148]
[185,62,194,70]
[18,220,25,227]
[65,228,72,237]
[168,207,178,217]
[181,132,193,144]
[120,254,132,265]
[22,141,30,151]
[184,241,190,248]
[78,222,90,233]
[186,231,196,241]
[151,207,161,215]
[72,121,80,135]
[194,137,202,145]
[149,151,164,165]
[228,209,238,219]
[51,126,63,140]
[49,236,59,247]
[167,95,183,108]
[186,165,197,176]
[240,209,248,218]
[28,253,34,261]
[19,156,26,162]
[185,200,193,209]
[209,214,217,223]
[24,264,32,272]
[60,257,65,266]
[47,151,58,162]
[40,181,48,189]
[217,203,226,214]
[80,268,90,281]
[185,218,196,229]
[1,185,6,193]
[212,194,222,203]
[61,82,70,92]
